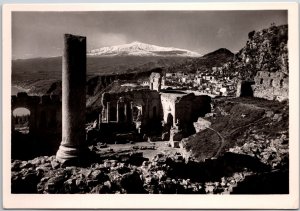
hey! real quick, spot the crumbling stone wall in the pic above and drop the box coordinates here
[175,94,211,135]
[149,72,162,91]
[100,70,211,139]
[161,91,211,137]
[251,71,288,102]
[11,92,62,134]
[160,93,178,127]
[161,92,211,127]
[101,89,162,133]
[236,80,255,97]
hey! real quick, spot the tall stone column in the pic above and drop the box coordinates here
[56,34,88,163]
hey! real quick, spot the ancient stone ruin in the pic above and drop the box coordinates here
[149,72,162,91]
[56,34,89,164]
[236,80,255,97]
[252,71,288,102]
[100,89,162,135]
[98,72,212,147]
[11,92,61,135]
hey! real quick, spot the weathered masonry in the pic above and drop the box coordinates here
[100,89,162,134]
[236,80,255,97]
[252,71,288,102]
[99,72,212,139]
[11,92,61,134]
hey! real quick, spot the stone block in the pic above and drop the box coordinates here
[193,117,211,133]
[170,141,180,148]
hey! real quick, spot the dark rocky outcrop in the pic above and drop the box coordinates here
[231,24,288,80]
[166,48,234,74]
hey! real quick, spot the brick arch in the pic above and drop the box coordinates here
[11,93,40,111]
[12,107,31,133]
[11,92,62,135]
[167,113,174,127]
[11,93,40,133]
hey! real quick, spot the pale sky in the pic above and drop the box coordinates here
[12,10,287,59]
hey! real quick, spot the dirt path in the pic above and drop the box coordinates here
[227,116,267,136]
[208,116,267,158]
[207,127,225,158]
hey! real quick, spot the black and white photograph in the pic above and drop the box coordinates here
[2,2,299,209]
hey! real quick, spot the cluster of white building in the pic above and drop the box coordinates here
[164,67,236,96]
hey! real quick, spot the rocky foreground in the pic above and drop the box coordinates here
[11,138,288,194]
[11,97,289,194]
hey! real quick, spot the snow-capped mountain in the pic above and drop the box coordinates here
[88,41,202,57]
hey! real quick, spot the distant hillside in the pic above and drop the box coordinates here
[12,41,202,88]
[12,55,188,94]
[165,24,288,81]
[202,48,234,61]
[166,48,234,73]
[44,68,161,100]
[230,24,288,80]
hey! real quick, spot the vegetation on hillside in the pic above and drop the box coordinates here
[166,24,288,81]
[166,48,234,74]
[229,24,288,80]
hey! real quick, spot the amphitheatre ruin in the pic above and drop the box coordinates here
[11,31,289,194]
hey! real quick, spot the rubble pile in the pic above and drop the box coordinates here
[226,102,289,169]
[203,171,253,194]
[12,150,276,194]
[11,152,202,194]
[229,131,288,168]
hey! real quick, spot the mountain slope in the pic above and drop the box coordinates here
[12,55,190,94]
[202,48,234,60]
[166,48,234,73]
[88,41,202,57]
[230,24,288,80]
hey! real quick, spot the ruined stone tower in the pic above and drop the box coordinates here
[149,72,162,91]
[56,34,88,164]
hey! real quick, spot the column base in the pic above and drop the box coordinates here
[56,145,92,166]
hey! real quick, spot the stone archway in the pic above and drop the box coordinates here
[12,107,31,134]
[11,93,39,134]
[240,82,254,97]
[167,113,174,128]
[237,81,255,97]
[11,92,62,135]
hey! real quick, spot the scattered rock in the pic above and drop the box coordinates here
[51,161,60,169]
[265,110,274,118]
[46,175,65,193]
[194,117,211,133]
[273,113,283,121]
